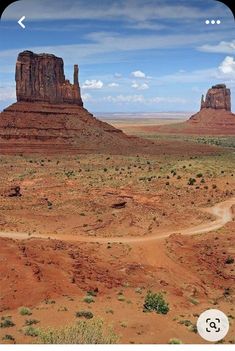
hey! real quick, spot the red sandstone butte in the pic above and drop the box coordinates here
[0,51,152,155]
[200,84,231,111]
[187,84,235,133]
[16,51,83,105]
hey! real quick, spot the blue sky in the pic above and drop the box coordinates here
[0,0,234,113]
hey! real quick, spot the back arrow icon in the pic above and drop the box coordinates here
[18,16,26,29]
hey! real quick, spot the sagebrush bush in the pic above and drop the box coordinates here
[143,291,169,314]
[19,307,32,316]
[168,338,182,344]
[0,317,15,328]
[24,319,40,326]
[76,311,94,319]
[37,318,118,344]
[23,326,40,337]
[83,295,95,304]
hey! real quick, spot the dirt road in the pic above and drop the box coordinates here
[0,197,234,243]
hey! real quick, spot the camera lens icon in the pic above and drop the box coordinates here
[197,309,229,342]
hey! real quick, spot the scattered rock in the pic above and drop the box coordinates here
[8,186,22,197]
[111,201,127,209]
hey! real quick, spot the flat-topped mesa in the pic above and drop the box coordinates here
[200,84,231,111]
[15,51,83,105]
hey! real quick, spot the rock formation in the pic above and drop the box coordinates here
[200,84,231,111]
[15,51,83,105]
[148,84,235,135]
[187,84,235,133]
[0,51,152,154]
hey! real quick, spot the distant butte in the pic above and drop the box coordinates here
[186,84,235,133]
[150,84,235,136]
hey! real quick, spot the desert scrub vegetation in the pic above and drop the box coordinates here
[168,338,183,344]
[23,326,40,337]
[2,334,15,342]
[143,291,169,315]
[83,295,95,304]
[188,178,196,186]
[76,311,94,319]
[0,316,15,328]
[37,318,118,344]
[19,307,32,316]
[225,256,234,264]
[24,319,40,326]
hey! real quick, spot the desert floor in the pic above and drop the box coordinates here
[0,118,234,344]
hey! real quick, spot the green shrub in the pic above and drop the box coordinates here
[168,338,182,344]
[24,319,40,326]
[0,317,15,328]
[188,324,197,333]
[225,256,234,264]
[83,296,95,304]
[23,326,40,337]
[117,295,125,302]
[19,307,32,316]
[76,311,94,319]
[44,299,55,305]
[87,289,98,297]
[135,287,143,294]
[37,318,118,344]
[2,334,15,341]
[188,178,196,186]
[143,291,169,314]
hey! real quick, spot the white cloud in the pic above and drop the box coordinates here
[82,79,103,89]
[81,92,92,102]
[103,94,186,105]
[131,70,146,78]
[0,86,16,101]
[103,95,145,103]
[0,30,232,68]
[131,81,149,90]
[218,56,235,75]
[127,21,166,31]
[108,82,119,87]
[114,73,122,78]
[198,40,235,54]
[3,0,226,21]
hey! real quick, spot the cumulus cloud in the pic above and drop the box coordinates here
[108,82,119,87]
[82,79,103,89]
[131,81,149,90]
[131,70,146,78]
[218,56,235,75]
[198,40,235,54]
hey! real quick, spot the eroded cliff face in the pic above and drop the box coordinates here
[200,84,231,112]
[15,51,83,105]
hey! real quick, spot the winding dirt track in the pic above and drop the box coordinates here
[0,197,234,243]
